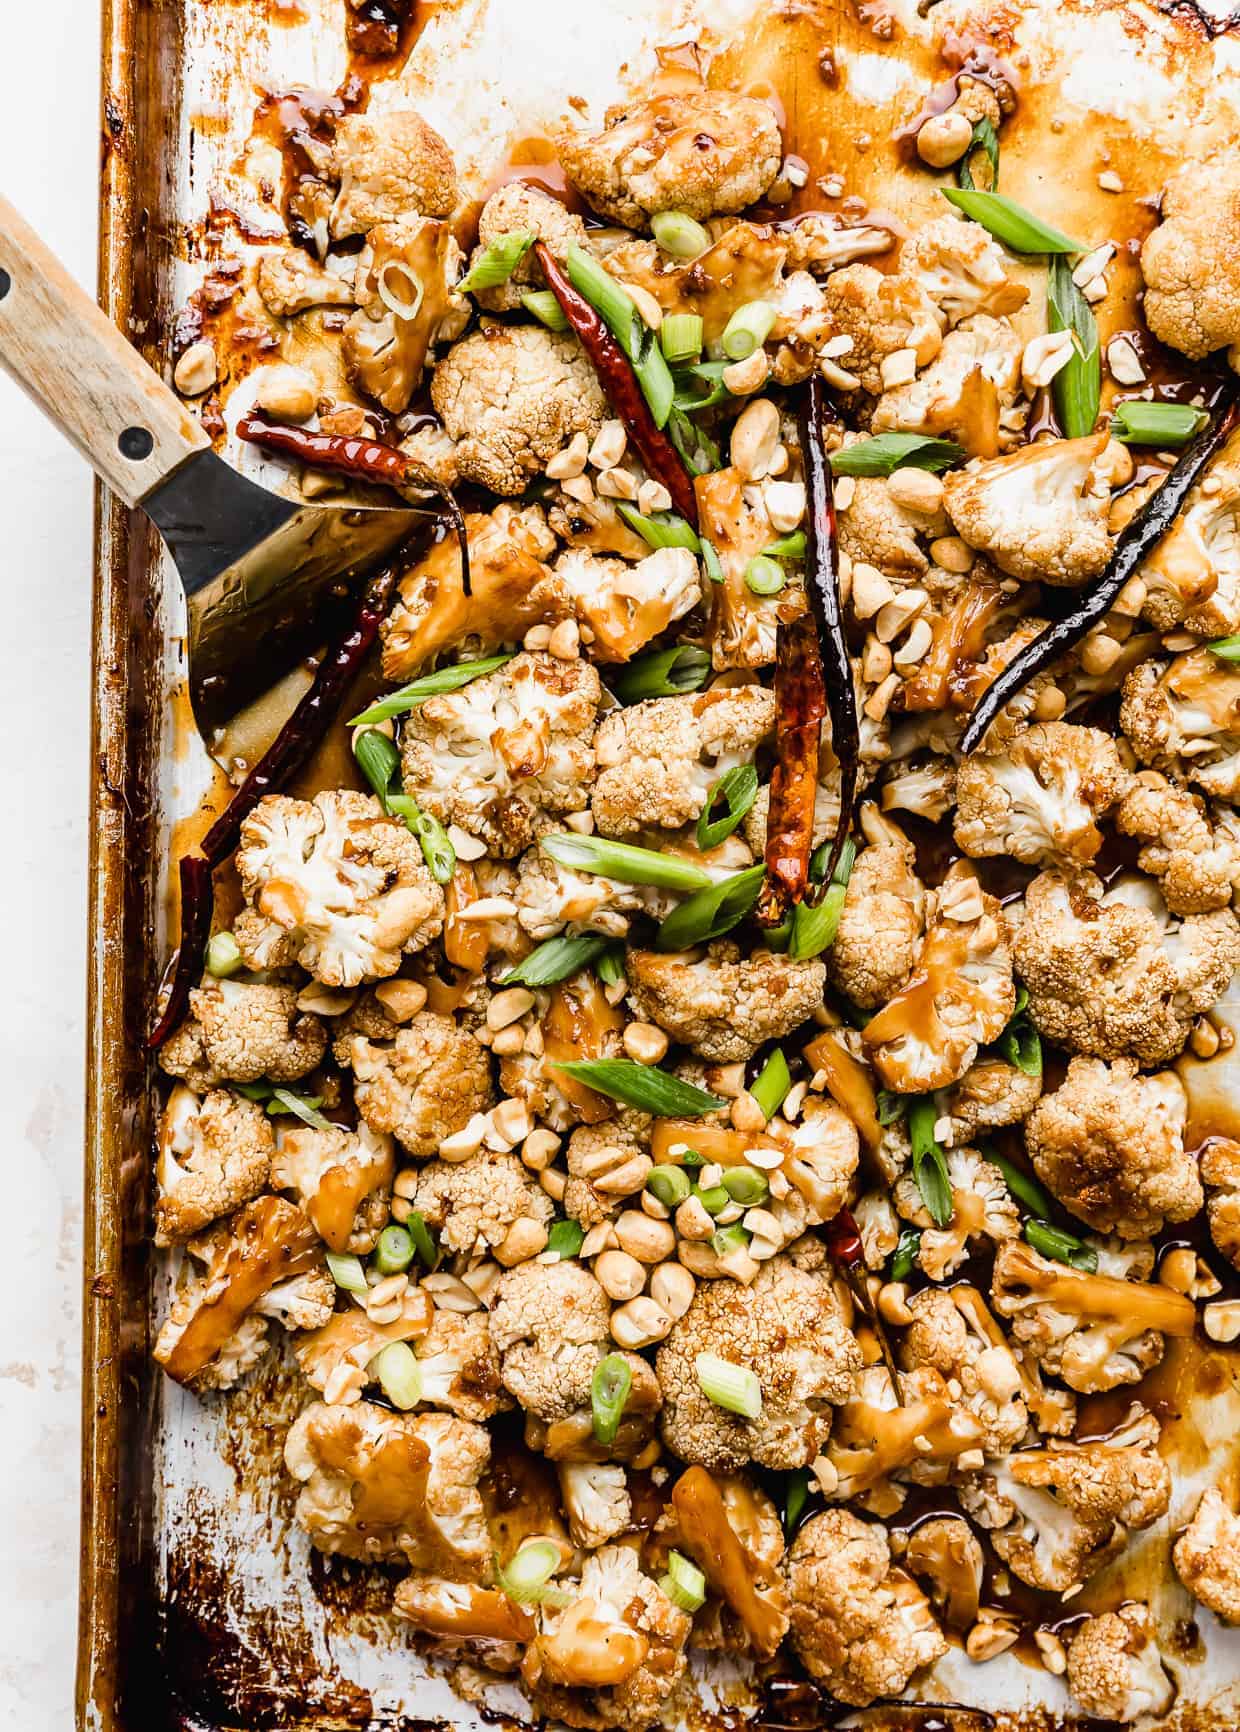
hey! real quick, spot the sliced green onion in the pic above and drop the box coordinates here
[763,532,807,559]
[782,1469,811,1539]
[1111,400,1209,446]
[349,656,514,727]
[696,1351,762,1419]
[497,1537,564,1606]
[546,1218,585,1260]
[721,300,778,361]
[596,944,626,986]
[611,645,712,703]
[940,187,1085,254]
[615,501,701,553]
[233,1080,273,1102]
[660,312,705,362]
[456,229,535,296]
[647,1165,692,1208]
[745,554,786,596]
[326,1251,368,1293]
[700,537,724,583]
[205,931,243,978]
[790,836,857,962]
[541,832,712,891]
[1024,1219,1098,1274]
[672,360,732,413]
[1210,635,1240,661]
[750,1047,791,1122]
[1047,253,1100,440]
[353,728,401,801]
[521,288,570,332]
[876,1089,907,1127]
[566,244,675,428]
[501,934,612,988]
[908,1096,953,1229]
[267,1088,332,1131]
[711,1224,753,1257]
[829,434,965,478]
[721,1166,769,1206]
[991,1151,1055,1219]
[651,210,711,259]
[387,795,457,885]
[660,1548,707,1612]
[372,1340,423,1410]
[697,764,759,851]
[889,1226,921,1282]
[762,912,792,952]
[592,1352,633,1445]
[676,1147,706,1169]
[696,1185,730,1217]
[998,1015,1043,1078]
[667,403,721,476]
[406,1210,438,1270]
[372,1224,415,1275]
[551,1059,723,1117]
[655,864,765,950]
[1013,984,1029,1016]
[957,116,1000,193]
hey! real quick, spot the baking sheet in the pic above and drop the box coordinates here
[83,0,1240,1726]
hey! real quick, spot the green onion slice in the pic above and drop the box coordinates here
[889,1227,921,1283]
[541,832,713,891]
[695,1351,762,1418]
[941,187,1086,254]
[876,1089,907,1127]
[711,1224,752,1257]
[721,1166,769,1206]
[1047,253,1100,440]
[521,288,570,331]
[655,864,765,951]
[1111,400,1209,446]
[697,764,759,852]
[615,501,701,553]
[696,1184,730,1217]
[660,312,705,362]
[551,1059,724,1117]
[991,1151,1055,1219]
[406,1210,438,1270]
[830,434,965,477]
[501,934,612,988]
[592,1352,633,1445]
[660,1549,707,1612]
[456,229,535,296]
[700,536,724,583]
[651,210,710,259]
[998,1015,1043,1078]
[721,300,778,361]
[672,361,733,413]
[267,1088,332,1131]
[782,1469,811,1540]
[763,531,807,559]
[386,795,457,885]
[750,1047,791,1122]
[647,1165,693,1208]
[789,837,857,962]
[957,116,1000,192]
[611,645,712,703]
[372,1340,423,1410]
[566,244,675,428]
[497,1537,565,1606]
[667,404,721,477]
[353,728,401,802]
[350,655,514,726]
[596,944,626,986]
[907,1096,953,1228]
[326,1251,368,1293]
[745,554,786,596]
[1209,635,1240,661]
[372,1223,415,1275]
[1024,1218,1099,1273]
[205,931,243,978]
[546,1218,586,1260]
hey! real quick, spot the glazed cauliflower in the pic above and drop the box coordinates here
[592,686,774,837]
[948,1054,1043,1141]
[825,1362,986,1513]
[488,1260,613,1422]
[1066,1606,1174,1724]
[1024,1055,1200,1237]
[1141,153,1240,360]
[500,971,626,1134]
[233,791,444,988]
[343,215,466,411]
[339,1009,493,1157]
[158,977,327,1091]
[871,314,1022,456]
[655,1255,861,1472]
[784,1510,948,1707]
[625,940,826,1063]
[1008,868,1240,1065]
[955,721,1128,869]
[553,545,702,664]
[862,863,1016,1092]
[1122,646,1240,801]
[1116,770,1240,912]
[820,264,943,396]
[294,1287,434,1402]
[329,110,458,238]
[894,1145,1020,1280]
[695,465,802,669]
[155,1083,274,1245]
[467,181,589,311]
[555,90,781,227]
[409,1309,507,1423]
[898,1285,1028,1456]
[400,651,600,856]
[514,847,646,941]
[255,247,357,318]
[670,1470,790,1657]
[942,433,1114,585]
[827,835,925,1009]
[881,755,958,823]
[902,1516,984,1633]
[779,1096,861,1224]
[1139,458,1240,636]
[405,1151,554,1262]
[271,1119,395,1253]
[1173,1486,1240,1623]
[564,1112,652,1230]
[284,1400,490,1574]
[557,1461,631,1550]
[429,325,607,495]
[837,468,934,576]
[905,214,1029,329]
[1199,1136,1240,1271]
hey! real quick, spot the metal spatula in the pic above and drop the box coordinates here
[0,195,421,743]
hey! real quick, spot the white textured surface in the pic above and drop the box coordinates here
[0,6,99,1729]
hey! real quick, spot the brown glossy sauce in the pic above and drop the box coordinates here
[345,0,437,81]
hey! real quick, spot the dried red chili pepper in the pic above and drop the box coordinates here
[146,854,215,1051]
[822,1204,902,1402]
[757,612,826,924]
[535,243,699,526]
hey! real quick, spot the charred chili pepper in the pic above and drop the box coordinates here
[146,854,215,1051]
[798,374,860,885]
[757,612,826,924]
[237,414,472,594]
[960,385,1240,754]
[821,1204,903,1404]
[534,243,699,526]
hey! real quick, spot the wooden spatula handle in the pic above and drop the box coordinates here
[0,194,210,508]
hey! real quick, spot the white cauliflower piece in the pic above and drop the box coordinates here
[468,181,590,311]
[1199,1135,1240,1271]
[1139,457,1240,636]
[558,1462,631,1550]
[158,976,327,1091]
[256,247,356,318]
[1173,1487,1240,1623]
[894,1145,1020,1280]
[1066,1606,1174,1724]
[330,111,458,238]
[954,721,1128,869]
[625,940,825,1063]
[898,1284,1028,1456]
[271,1119,394,1254]
[406,1151,553,1261]
[155,1083,274,1245]
[593,685,774,837]
[1116,770,1240,912]
[488,1260,613,1422]
[343,215,466,412]
[1141,153,1240,359]
[942,433,1114,585]
[338,1008,494,1157]
[514,847,646,941]
[948,1054,1043,1141]
[871,314,1022,457]
[906,214,1029,330]
[554,546,701,664]
[827,835,926,1009]
[1121,646,1240,802]
[820,265,943,396]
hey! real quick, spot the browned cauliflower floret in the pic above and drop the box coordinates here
[488,1260,612,1421]
[270,1119,394,1254]
[1009,868,1240,1065]
[233,791,444,988]
[1174,1486,1240,1623]
[881,755,958,823]
[256,247,357,318]
[1117,770,1240,912]
[514,848,646,941]
[468,181,590,311]
[824,1362,985,1513]
[1199,1135,1240,1271]
[696,464,803,669]
[409,1309,507,1423]
[521,1543,692,1730]
[871,314,1022,457]
[400,651,600,856]
[557,1461,631,1550]
[339,1010,494,1157]
[955,721,1128,869]
[827,834,925,1009]
[942,433,1114,585]
[905,214,1029,329]
[1066,1605,1174,1723]
[948,1053,1043,1140]
[554,545,702,664]
[863,862,1016,1092]
[155,1084,274,1245]
[821,264,943,396]
[779,1096,861,1225]
[902,1515,983,1632]
[284,1400,490,1575]
[1141,154,1240,360]
[556,91,781,227]
[1138,455,1240,635]
[625,941,825,1063]
[500,972,626,1134]
[343,215,467,412]
[667,1470,789,1657]
[784,1510,948,1707]
[1121,646,1240,801]
[294,1287,434,1403]
[592,686,774,837]
[159,976,327,1091]
[564,1112,652,1230]
[406,1151,554,1262]
[894,1145,1020,1280]
[429,325,607,495]
[898,1285,1028,1455]
[329,111,457,239]
[655,1255,861,1472]
[837,469,932,576]
[958,1411,1171,1592]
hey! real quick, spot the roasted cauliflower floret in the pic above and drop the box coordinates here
[592,686,774,837]
[1173,1486,1240,1623]
[330,110,458,238]
[669,1470,790,1657]
[406,1151,554,1262]
[1138,457,1240,636]
[1024,1055,1200,1237]
[256,247,357,318]
[827,835,925,1009]
[410,1309,507,1423]
[514,847,645,941]
[400,651,600,856]
[881,755,958,823]
[779,1096,861,1225]
[1117,771,1240,912]
[948,1054,1043,1140]
[294,1287,434,1404]
[871,314,1022,457]
[784,1510,948,1707]
[271,1119,394,1253]
[558,1461,631,1551]
[554,545,702,664]
[429,325,607,495]
[555,91,781,227]
[894,1145,1020,1280]
[159,977,327,1091]
[564,1112,652,1230]
[905,214,1029,329]
[233,791,444,988]
[823,1361,985,1512]
[902,1516,983,1633]
[155,1084,274,1245]
[1067,1606,1174,1724]
[1140,154,1240,360]
[837,469,933,576]
[339,1009,494,1157]
[898,1285,1028,1455]
[343,215,466,412]
[488,1260,612,1422]
[284,1400,490,1575]
[468,181,589,311]
[820,265,943,396]
[955,721,1128,869]
[1121,646,1240,801]
[1199,1136,1240,1271]
[655,1255,861,1472]
[942,433,1114,585]
[1009,868,1240,1065]
[625,940,825,1063]
[500,971,626,1134]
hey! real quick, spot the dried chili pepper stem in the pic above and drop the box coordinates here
[535,243,698,526]
[757,613,827,924]
[960,385,1240,754]
[821,1204,903,1404]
